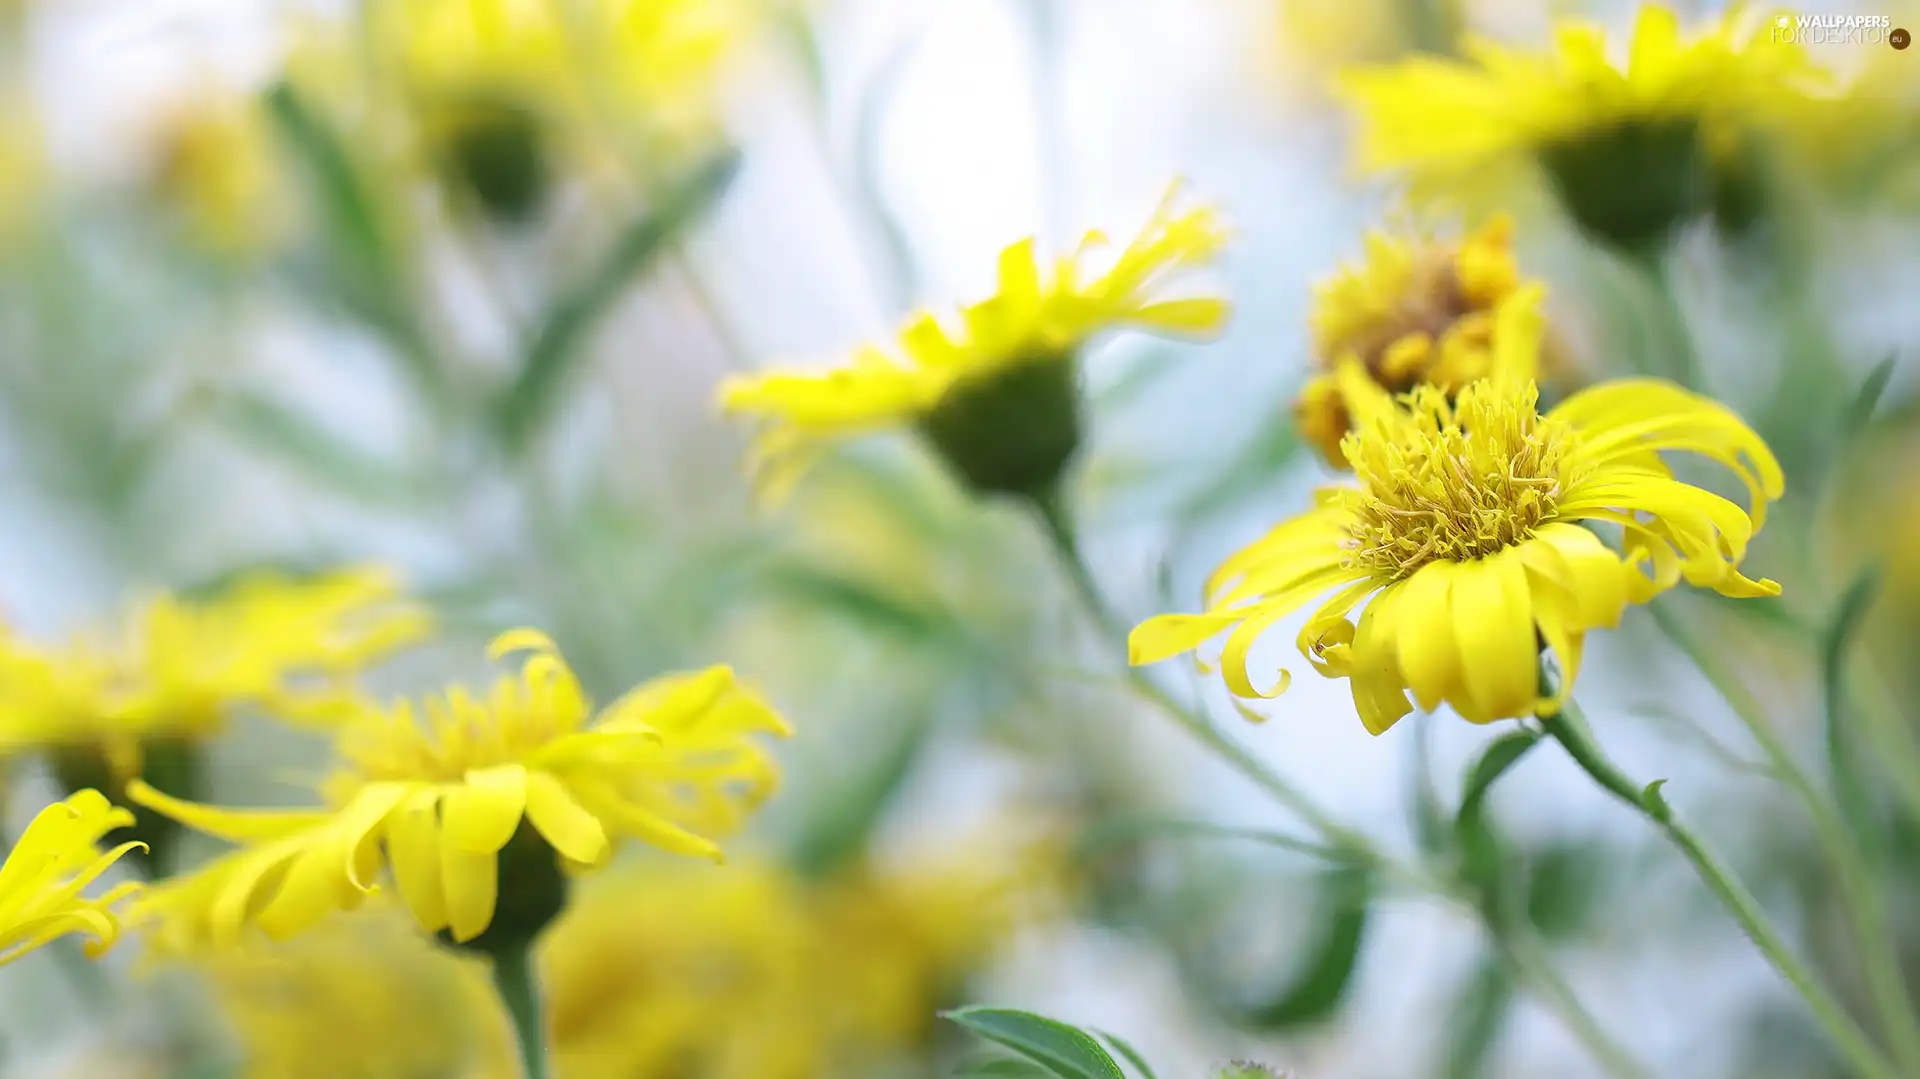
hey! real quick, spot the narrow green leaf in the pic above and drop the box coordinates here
[1822,565,1884,849]
[263,83,435,388]
[1523,840,1608,941]
[1843,355,1898,432]
[1409,712,1449,857]
[961,1058,1058,1079]
[1094,1031,1157,1079]
[1455,729,1542,832]
[1231,864,1372,1029]
[217,393,424,506]
[942,1008,1127,1079]
[1441,957,1512,1079]
[496,150,742,449]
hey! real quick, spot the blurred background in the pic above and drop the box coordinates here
[1,0,1918,1077]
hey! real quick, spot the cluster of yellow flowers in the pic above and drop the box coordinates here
[0,3,1850,1076]
[720,1,1792,736]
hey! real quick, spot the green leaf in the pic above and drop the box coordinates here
[1640,779,1673,822]
[496,150,742,449]
[1095,1031,1158,1079]
[1440,957,1512,1079]
[1455,729,1542,832]
[1231,864,1372,1029]
[216,392,425,506]
[1822,565,1884,849]
[263,83,436,390]
[961,1058,1059,1079]
[1523,840,1608,941]
[1842,355,1898,433]
[942,1008,1127,1079]
[1409,712,1449,857]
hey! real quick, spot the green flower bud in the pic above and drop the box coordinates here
[434,93,550,224]
[916,352,1082,501]
[1536,118,1708,257]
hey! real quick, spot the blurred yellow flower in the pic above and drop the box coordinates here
[0,567,431,778]
[1296,216,1544,467]
[146,90,286,259]
[1339,4,1829,248]
[1266,0,1464,103]
[0,790,143,966]
[353,0,759,217]
[720,184,1229,501]
[197,913,517,1079]
[1132,374,1781,733]
[126,628,790,951]
[0,109,40,245]
[542,843,1051,1079]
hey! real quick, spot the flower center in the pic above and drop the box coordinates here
[1341,380,1576,577]
[334,671,585,788]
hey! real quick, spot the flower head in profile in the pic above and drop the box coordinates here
[0,566,431,779]
[0,790,144,966]
[1132,370,1782,733]
[1296,216,1545,466]
[126,629,790,952]
[720,183,1229,502]
[351,0,758,219]
[1339,5,1830,250]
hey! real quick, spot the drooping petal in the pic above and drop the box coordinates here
[1448,549,1538,724]
[443,764,528,854]
[1390,561,1463,713]
[524,770,610,865]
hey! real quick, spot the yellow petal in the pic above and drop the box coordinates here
[1449,550,1537,724]
[444,764,528,854]
[386,790,449,933]
[1128,610,1250,666]
[1392,561,1461,713]
[124,781,332,843]
[524,771,610,865]
[440,845,498,944]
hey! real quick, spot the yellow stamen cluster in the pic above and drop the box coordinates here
[1340,381,1578,577]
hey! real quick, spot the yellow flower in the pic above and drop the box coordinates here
[594,0,759,160]
[720,184,1229,500]
[1338,5,1830,249]
[541,845,1047,1079]
[1296,216,1544,466]
[125,628,790,951]
[0,567,432,776]
[0,108,40,246]
[0,790,143,966]
[147,89,286,259]
[196,913,517,1079]
[1131,371,1782,733]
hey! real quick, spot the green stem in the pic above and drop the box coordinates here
[1027,487,1365,852]
[489,942,551,1079]
[1651,601,1920,1073]
[1496,930,1655,1079]
[1541,700,1901,1079]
